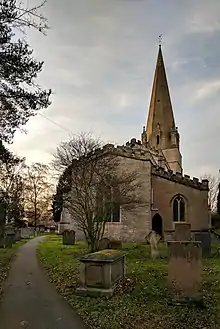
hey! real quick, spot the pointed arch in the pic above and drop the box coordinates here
[171,195,186,222]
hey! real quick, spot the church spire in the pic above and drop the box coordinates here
[145,45,177,149]
[143,45,182,173]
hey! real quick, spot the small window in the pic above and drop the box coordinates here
[173,196,185,222]
[156,135,160,145]
[112,203,120,222]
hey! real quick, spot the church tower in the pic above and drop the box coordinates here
[142,45,182,174]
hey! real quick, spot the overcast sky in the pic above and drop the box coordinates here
[9,0,220,178]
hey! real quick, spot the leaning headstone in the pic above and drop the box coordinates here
[168,222,202,300]
[76,249,126,297]
[146,230,161,259]
[62,230,75,245]
[98,237,110,251]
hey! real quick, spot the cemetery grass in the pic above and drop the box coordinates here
[0,240,27,300]
[38,236,220,329]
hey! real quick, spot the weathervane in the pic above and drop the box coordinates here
[158,34,163,46]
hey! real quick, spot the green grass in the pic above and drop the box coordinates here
[38,236,220,329]
[0,240,27,299]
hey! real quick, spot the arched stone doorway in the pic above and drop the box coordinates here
[152,213,163,237]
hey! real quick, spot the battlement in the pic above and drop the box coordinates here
[85,139,155,162]
[152,166,209,191]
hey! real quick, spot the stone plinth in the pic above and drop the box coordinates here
[168,241,202,298]
[62,230,75,245]
[174,223,191,241]
[76,249,126,297]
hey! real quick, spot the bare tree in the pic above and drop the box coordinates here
[23,163,54,231]
[201,174,220,212]
[58,134,142,252]
[51,132,103,174]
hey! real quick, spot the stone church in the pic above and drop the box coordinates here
[59,45,210,243]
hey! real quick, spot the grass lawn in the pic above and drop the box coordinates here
[38,235,220,329]
[0,240,27,299]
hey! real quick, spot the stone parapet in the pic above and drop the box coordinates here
[85,139,156,163]
[152,165,209,191]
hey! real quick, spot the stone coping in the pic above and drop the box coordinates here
[80,249,126,263]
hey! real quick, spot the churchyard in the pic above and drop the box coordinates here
[38,234,220,329]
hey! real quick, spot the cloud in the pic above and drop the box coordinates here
[193,80,220,102]
[8,0,220,178]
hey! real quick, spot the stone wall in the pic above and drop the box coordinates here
[61,153,152,242]
[104,155,152,241]
[152,174,209,231]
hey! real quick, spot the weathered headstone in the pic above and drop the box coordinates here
[76,250,126,297]
[5,233,15,248]
[194,231,211,257]
[15,229,21,242]
[98,237,110,251]
[146,230,161,259]
[109,240,122,250]
[21,227,31,239]
[168,222,202,299]
[62,230,75,245]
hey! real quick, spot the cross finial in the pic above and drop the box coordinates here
[158,34,163,47]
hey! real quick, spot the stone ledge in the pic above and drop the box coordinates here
[76,286,114,298]
[80,249,126,263]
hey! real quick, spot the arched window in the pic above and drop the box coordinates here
[173,196,185,222]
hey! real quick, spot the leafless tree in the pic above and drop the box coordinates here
[201,173,220,212]
[60,133,142,252]
[23,163,54,230]
[52,132,103,174]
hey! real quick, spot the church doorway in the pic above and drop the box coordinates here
[152,213,163,237]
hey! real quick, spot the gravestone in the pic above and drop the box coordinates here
[168,222,202,299]
[21,227,31,239]
[98,238,122,251]
[62,230,75,245]
[109,240,122,250]
[15,229,21,242]
[76,249,126,297]
[146,230,161,259]
[98,238,110,251]
[194,231,211,257]
[5,233,15,248]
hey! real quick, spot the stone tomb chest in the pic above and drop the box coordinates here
[76,249,126,297]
